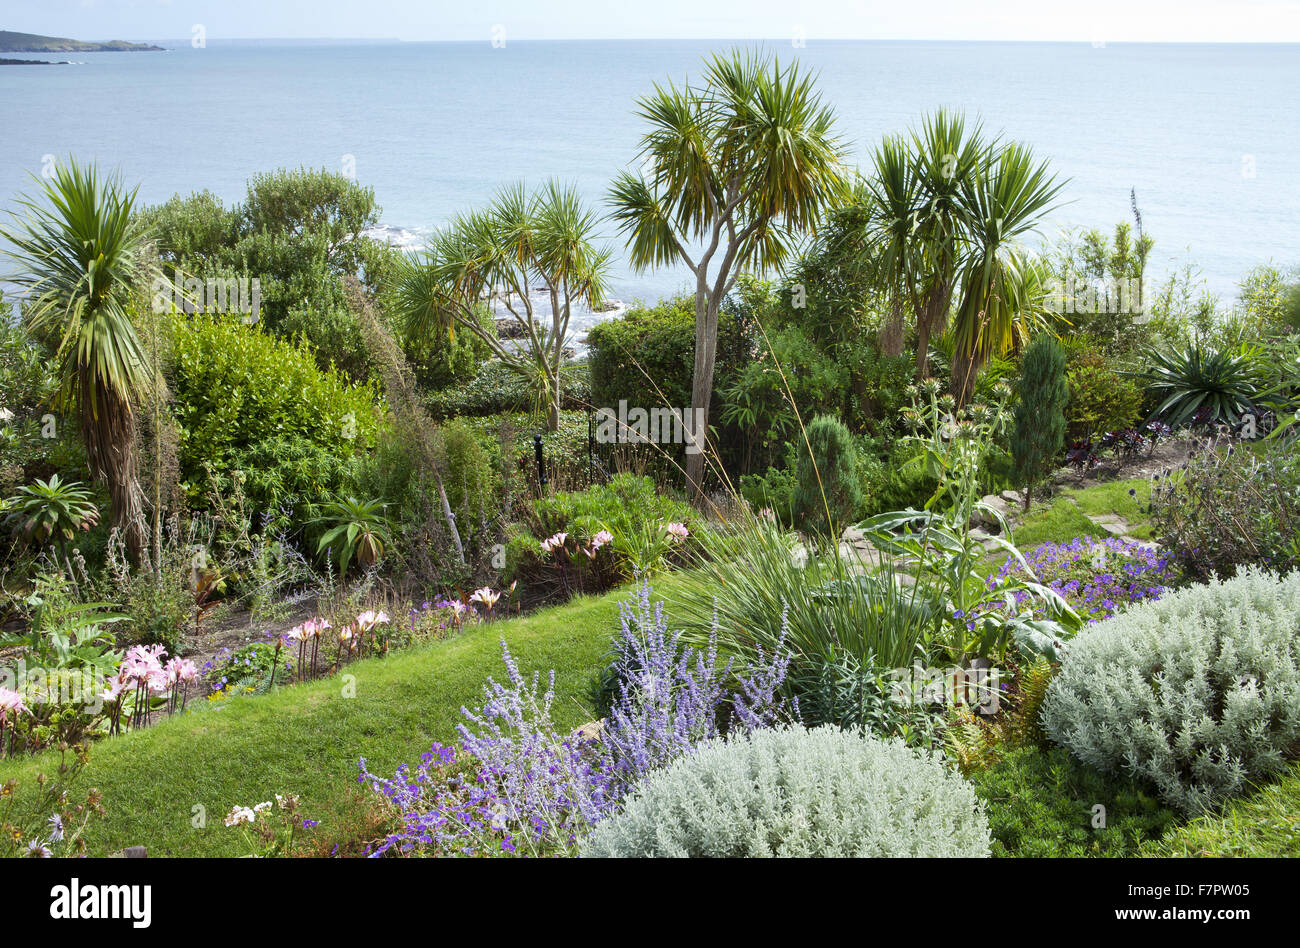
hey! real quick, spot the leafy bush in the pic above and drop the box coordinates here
[168,313,380,524]
[1065,350,1143,440]
[508,474,701,596]
[1149,437,1300,579]
[580,725,991,858]
[586,296,750,472]
[738,465,797,524]
[440,418,501,530]
[1042,568,1300,814]
[971,746,1179,857]
[0,312,62,494]
[720,325,848,473]
[792,414,861,537]
[426,359,591,419]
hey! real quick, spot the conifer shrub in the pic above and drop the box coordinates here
[1011,334,1067,508]
[792,414,862,538]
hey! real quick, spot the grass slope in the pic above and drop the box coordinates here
[0,582,659,857]
[1144,762,1300,857]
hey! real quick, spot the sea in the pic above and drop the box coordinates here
[3,38,1298,338]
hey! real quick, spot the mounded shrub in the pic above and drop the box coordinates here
[580,725,991,858]
[1042,568,1300,814]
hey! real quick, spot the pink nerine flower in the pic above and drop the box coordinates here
[164,658,199,687]
[0,687,27,721]
[590,530,614,550]
[120,644,169,693]
[355,610,390,631]
[664,521,690,541]
[469,587,501,610]
[539,532,569,554]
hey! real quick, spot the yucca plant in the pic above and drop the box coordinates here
[314,497,392,577]
[0,159,159,561]
[4,474,100,562]
[1143,342,1260,428]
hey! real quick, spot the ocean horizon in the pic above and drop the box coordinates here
[4,38,1298,310]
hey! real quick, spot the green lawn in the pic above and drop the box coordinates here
[1009,477,1154,549]
[0,580,667,857]
[1143,762,1300,857]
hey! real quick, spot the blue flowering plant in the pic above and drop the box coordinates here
[357,582,794,857]
[991,536,1173,622]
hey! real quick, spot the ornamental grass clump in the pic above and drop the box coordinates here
[580,725,991,858]
[1042,568,1300,815]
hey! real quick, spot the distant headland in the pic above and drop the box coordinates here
[0,29,164,53]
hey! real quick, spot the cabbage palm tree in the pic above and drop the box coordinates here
[859,134,919,358]
[607,48,849,502]
[398,180,610,430]
[909,111,990,378]
[949,141,1065,402]
[0,159,154,560]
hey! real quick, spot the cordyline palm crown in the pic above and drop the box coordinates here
[397,180,611,431]
[608,49,849,502]
[1,159,155,560]
[859,110,1065,401]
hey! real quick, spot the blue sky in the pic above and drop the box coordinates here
[6,0,1300,42]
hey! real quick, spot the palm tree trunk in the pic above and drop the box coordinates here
[684,279,717,506]
[82,383,147,563]
[881,297,905,357]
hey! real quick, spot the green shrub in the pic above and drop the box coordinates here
[1011,335,1067,508]
[507,474,701,595]
[427,360,591,419]
[738,465,797,525]
[792,414,861,537]
[856,438,938,517]
[971,746,1179,857]
[1065,351,1142,439]
[580,725,990,857]
[1042,568,1300,814]
[168,313,380,525]
[440,418,501,529]
[1149,437,1300,579]
[720,324,848,473]
[586,296,749,471]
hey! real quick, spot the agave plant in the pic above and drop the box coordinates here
[1143,342,1260,428]
[314,497,392,577]
[4,474,100,560]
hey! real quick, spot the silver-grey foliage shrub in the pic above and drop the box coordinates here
[580,725,990,858]
[1042,568,1300,814]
